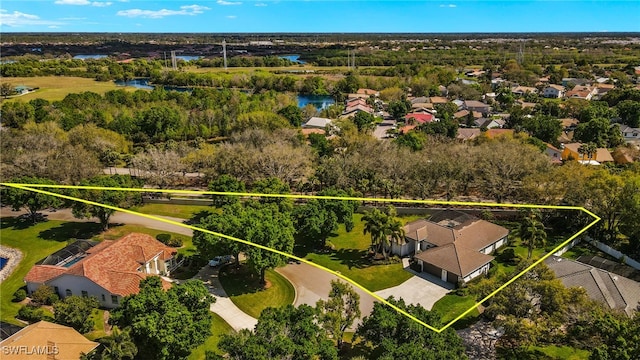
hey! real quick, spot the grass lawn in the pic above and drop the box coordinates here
[130,203,214,220]
[188,312,235,360]
[219,266,294,318]
[0,217,105,325]
[299,214,414,292]
[2,76,134,102]
[85,309,107,341]
[528,345,590,359]
[431,294,480,328]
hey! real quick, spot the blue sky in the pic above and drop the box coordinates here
[1,1,639,33]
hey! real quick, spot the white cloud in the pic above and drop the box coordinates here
[254,2,267,6]
[226,15,237,19]
[117,4,210,18]
[48,25,60,28]
[0,9,64,27]
[54,0,113,6]
[439,4,457,8]
[217,0,242,5]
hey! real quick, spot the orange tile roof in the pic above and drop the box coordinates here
[25,233,176,296]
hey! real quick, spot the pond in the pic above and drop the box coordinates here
[297,95,335,110]
[73,54,108,60]
[279,54,306,64]
[114,78,192,92]
[176,55,202,61]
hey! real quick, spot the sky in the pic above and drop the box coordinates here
[0,1,639,33]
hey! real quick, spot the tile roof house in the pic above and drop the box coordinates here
[357,88,379,97]
[456,128,481,141]
[0,321,98,360]
[463,100,491,115]
[404,113,434,124]
[24,233,177,308]
[542,84,565,98]
[561,143,614,164]
[566,85,597,100]
[302,117,332,129]
[545,256,640,316]
[621,125,640,143]
[511,86,538,96]
[392,211,509,284]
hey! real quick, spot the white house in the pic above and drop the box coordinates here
[542,84,565,98]
[302,117,333,129]
[391,212,509,283]
[25,233,177,308]
[621,125,640,142]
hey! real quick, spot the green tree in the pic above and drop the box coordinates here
[522,115,562,144]
[513,209,547,259]
[352,111,376,133]
[277,105,304,127]
[316,280,361,349]
[83,328,137,360]
[356,297,467,359]
[387,99,410,120]
[361,206,404,260]
[395,131,428,151]
[293,200,338,248]
[578,142,598,162]
[208,174,245,207]
[218,304,338,360]
[1,101,35,128]
[193,203,246,267]
[616,100,640,127]
[71,175,142,230]
[2,177,63,223]
[110,277,214,360]
[1,82,15,99]
[54,296,100,333]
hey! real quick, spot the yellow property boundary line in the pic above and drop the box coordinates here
[0,183,601,333]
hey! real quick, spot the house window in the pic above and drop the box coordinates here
[54,286,59,295]
[101,294,106,302]
[65,289,72,296]
[81,291,88,297]
[111,295,119,304]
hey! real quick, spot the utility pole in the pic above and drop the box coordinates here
[222,38,227,70]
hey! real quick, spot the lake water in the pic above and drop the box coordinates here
[0,257,8,271]
[280,54,306,64]
[114,78,192,92]
[176,55,202,61]
[73,54,108,60]
[298,95,335,110]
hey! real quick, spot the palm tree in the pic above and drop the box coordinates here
[578,142,597,163]
[362,206,405,260]
[95,328,137,360]
[514,209,547,259]
[362,208,385,255]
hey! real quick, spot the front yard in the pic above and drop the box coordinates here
[299,213,415,292]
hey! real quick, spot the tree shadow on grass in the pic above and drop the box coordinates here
[0,215,48,231]
[219,265,266,296]
[328,248,370,270]
[185,210,214,225]
[38,222,104,242]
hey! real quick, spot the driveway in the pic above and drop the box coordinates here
[375,268,453,310]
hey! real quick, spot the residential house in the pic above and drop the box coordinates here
[545,256,640,316]
[456,128,481,141]
[465,69,485,78]
[411,96,429,105]
[404,113,434,124]
[24,233,177,308]
[612,148,636,164]
[341,104,374,118]
[302,117,332,129]
[560,118,579,131]
[346,98,368,107]
[542,84,565,98]
[0,321,98,360]
[429,96,449,105]
[463,100,491,116]
[594,83,615,100]
[346,93,370,100]
[454,109,482,121]
[411,104,435,112]
[566,85,597,100]
[545,143,563,164]
[621,125,640,142]
[561,143,614,164]
[392,211,509,284]
[511,86,538,96]
[515,100,537,109]
[475,118,504,129]
[562,78,591,87]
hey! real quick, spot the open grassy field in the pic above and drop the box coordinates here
[219,266,294,318]
[187,312,235,360]
[431,294,480,328]
[3,76,136,102]
[299,213,415,292]
[528,345,590,359]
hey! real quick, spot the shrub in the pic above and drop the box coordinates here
[18,305,47,323]
[31,285,59,306]
[496,248,519,266]
[12,289,27,302]
[156,233,182,247]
